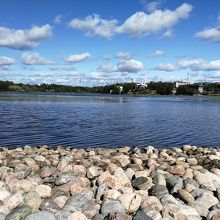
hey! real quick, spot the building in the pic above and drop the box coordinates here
[110,86,123,94]
[135,83,148,90]
[118,86,123,93]
[175,81,188,88]
[198,84,204,93]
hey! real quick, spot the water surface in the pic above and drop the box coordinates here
[0,93,220,147]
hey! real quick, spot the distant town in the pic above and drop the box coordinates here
[0,80,220,96]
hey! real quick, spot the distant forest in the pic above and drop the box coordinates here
[0,80,220,95]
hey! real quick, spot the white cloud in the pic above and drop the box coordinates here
[97,63,117,73]
[54,15,62,24]
[21,52,54,65]
[154,63,175,71]
[116,51,132,60]
[90,71,114,79]
[151,50,166,57]
[202,72,220,81]
[179,58,220,71]
[68,3,192,39]
[0,24,52,50]
[196,26,220,42]
[65,52,91,63]
[117,59,144,72]
[116,3,192,37]
[162,29,173,38]
[0,56,15,66]
[69,14,118,39]
[145,1,161,13]
[97,58,144,73]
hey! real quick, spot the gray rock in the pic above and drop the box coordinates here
[55,175,70,186]
[5,206,31,220]
[51,189,69,199]
[153,174,166,186]
[132,177,151,190]
[55,211,69,220]
[0,166,12,174]
[191,188,213,198]
[178,189,194,203]
[15,166,32,179]
[87,166,103,179]
[161,194,183,206]
[24,192,41,212]
[0,213,6,220]
[184,178,199,189]
[40,199,61,212]
[96,184,108,201]
[149,185,169,199]
[92,214,106,220]
[63,189,99,219]
[170,181,184,194]
[193,192,218,209]
[211,203,220,210]
[25,211,57,220]
[40,167,57,178]
[64,189,93,210]
[190,202,209,217]
[42,177,56,184]
[101,201,125,216]
[133,208,153,220]
[166,176,183,189]
[207,210,220,220]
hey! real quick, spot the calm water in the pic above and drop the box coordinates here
[0,93,220,148]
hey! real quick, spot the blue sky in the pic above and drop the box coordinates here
[0,0,220,86]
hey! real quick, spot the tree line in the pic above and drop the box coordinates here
[0,80,220,95]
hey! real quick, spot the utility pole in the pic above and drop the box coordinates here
[186,72,189,85]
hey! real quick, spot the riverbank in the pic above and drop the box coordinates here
[0,145,220,219]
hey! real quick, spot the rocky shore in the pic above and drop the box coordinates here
[1,145,220,219]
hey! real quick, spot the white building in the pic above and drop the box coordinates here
[175,81,188,88]
[136,83,148,89]
[198,84,204,93]
[118,86,123,93]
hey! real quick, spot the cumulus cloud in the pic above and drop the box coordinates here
[65,52,91,63]
[97,63,117,73]
[69,14,118,39]
[145,1,161,13]
[116,3,192,37]
[179,58,220,71]
[97,59,144,73]
[21,52,54,65]
[116,51,132,60]
[151,50,166,57]
[117,59,144,72]
[90,71,114,79]
[154,63,175,71]
[202,72,220,82]
[54,15,62,24]
[68,3,192,39]
[0,56,15,66]
[162,29,173,38]
[0,24,52,50]
[196,26,220,42]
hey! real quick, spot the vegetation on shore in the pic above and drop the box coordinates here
[0,80,220,96]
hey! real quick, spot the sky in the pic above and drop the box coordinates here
[0,0,220,86]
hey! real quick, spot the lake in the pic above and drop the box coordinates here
[0,93,220,148]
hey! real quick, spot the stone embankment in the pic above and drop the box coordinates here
[0,145,220,219]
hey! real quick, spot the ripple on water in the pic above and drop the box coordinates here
[0,94,220,147]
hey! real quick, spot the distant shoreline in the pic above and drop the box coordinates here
[1,91,220,97]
